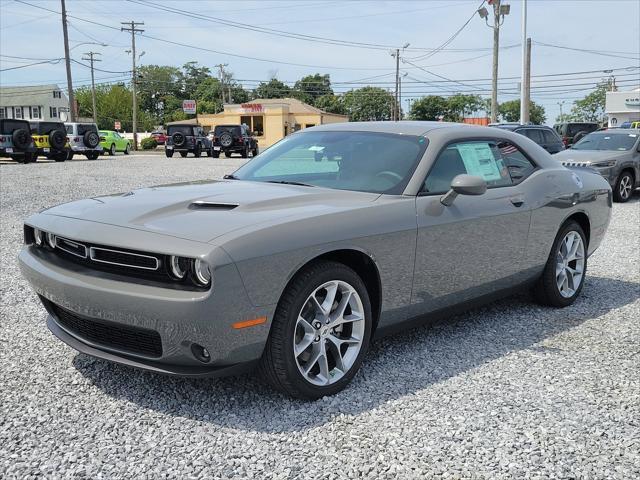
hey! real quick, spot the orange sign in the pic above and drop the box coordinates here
[240,103,263,113]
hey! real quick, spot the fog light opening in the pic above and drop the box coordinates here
[191,343,211,363]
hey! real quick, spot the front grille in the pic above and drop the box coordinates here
[89,247,159,270]
[51,303,162,357]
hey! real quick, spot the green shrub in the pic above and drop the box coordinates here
[141,137,158,150]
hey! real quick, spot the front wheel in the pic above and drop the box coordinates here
[109,144,116,156]
[534,220,587,308]
[124,143,130,155]
[259,261,372,400]
[194,144,201,158]
[613,171,634,202]
[53,152,67,162]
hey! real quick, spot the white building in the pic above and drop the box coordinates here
[605,87,640,127]
[0,84,70,122]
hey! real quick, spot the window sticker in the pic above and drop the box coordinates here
[456,143,502,181]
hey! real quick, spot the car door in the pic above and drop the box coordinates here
[411,139,533,315]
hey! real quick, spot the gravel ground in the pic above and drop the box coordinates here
[1,155,639,479]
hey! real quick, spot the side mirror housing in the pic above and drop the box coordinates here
[440,174,487,206]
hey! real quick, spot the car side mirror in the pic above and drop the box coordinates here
[440,174,487,206]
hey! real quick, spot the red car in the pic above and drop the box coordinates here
[150,131,167,145]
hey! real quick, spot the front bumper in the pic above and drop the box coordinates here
[18,227,275,376]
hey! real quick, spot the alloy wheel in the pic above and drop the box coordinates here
[555,231,585,298]
[619,175,632,200]
[293,280,365,386]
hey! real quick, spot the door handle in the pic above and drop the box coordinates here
[510,196,525,207]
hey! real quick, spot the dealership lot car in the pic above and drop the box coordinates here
[64,122,103,160]
[0,119,37,163]
[554,129,640,202]
[19,122,612,399]
[165,124,212,158]
[491,123,565,154]
[212,124,259,158]
[30,121,69,162]
[99,130,131,156]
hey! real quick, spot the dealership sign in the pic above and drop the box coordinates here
[240,103,263,113]
[182,100,197,114]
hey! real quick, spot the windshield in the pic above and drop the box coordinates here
[567,124,597,136]
[167,125,194,135]
[232,131,427,194]
[572,132,638,151]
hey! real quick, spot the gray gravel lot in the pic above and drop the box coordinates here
[1,154,639,479]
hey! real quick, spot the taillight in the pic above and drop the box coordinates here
[74,137,80,142]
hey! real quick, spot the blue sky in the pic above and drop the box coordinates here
[1,0,639,124]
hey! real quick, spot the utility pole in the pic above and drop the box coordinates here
[522,38,531,124]
[557,101,565,119]
[60,0,76,121]
[215,63,229,105]
[394,48,400,121]
[121,21,144,150]
[82,51,101,124]
[519,0,527,124]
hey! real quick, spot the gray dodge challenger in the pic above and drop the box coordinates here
[19,122,612,399]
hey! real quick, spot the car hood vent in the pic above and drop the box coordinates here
[189,200,238,210]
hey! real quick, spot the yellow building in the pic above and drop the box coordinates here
[196,98,348,149]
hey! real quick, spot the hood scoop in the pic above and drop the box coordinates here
[189,200,238,211]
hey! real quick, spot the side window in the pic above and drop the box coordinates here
[519,128,543,144]
[423,141,512,194]
[496,140,537,185]
[542,129,560,144]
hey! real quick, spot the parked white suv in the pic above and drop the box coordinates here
[64,122,103,160]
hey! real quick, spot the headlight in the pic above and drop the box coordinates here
[591,159,617,168]
[169,255,189,279]
[34,228,43,246]
[192,259,211,287]
[46,232,56,248]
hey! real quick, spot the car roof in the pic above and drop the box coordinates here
[307,121,466,136]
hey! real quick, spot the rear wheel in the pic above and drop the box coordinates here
[109,144,116,156]
[165,150,174,158]
[259,261,372,399]
[241,147,248,158]
[194,144,201,158]
[534,220,587,308]
[213,152,220,158]
[613,171,634,202]
[252,147,259,157]
[224,151,232,158]
[180,151,188,158]
[53,152,67,162]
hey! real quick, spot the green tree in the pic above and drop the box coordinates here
[569,81,609,122]
[292,73,333,105]
[445,94,484,121]
[136,65,182,117]
[499,99,546,124]
[180,62,212,99]
[343,87,395,121]
[315,94,345,115]
[555,112,573,123]
[409,95,449,120]
[254,78,291,99]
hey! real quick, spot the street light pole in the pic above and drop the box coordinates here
[490,0,501,124]
[81,51,101,124]
[60,0,76,122]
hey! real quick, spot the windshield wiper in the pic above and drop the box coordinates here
[266,180,315,187]
[223,174,239,180]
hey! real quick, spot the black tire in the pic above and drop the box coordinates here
[241,147,248,158]
[53,152,67,162]
[66,151,74,161]
[165,150,174,158]
[172,132,185,147]
[194,144,201,158]
[25,152,36,163]
[259,260,373,400]
[533,220,587,308]
[124,143,130,155]
[180,151,188,158]
[252,147,259,157]
[206,147,212,157]
[212,152,220,159]
[109,143,116,156]
[219,132,233,148]
[12,129,31,149]
[48,129,66,150]
[84,131,100,148]
[613,170,634,203]
[224,151,232,158]
[86,151,99,160]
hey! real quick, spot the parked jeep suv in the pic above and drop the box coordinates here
[212,124,258,158]
[553,122,599,148]
[64,122,103,160]
[490,123,565,154]
[165,124,212,158]
[30,121,69,162]
[0,119,37,163]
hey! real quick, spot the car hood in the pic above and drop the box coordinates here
[553,149,626,163]
[41,180,381,243]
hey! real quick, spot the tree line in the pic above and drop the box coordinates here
[74,61,606,131]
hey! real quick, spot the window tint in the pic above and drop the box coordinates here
[77,124,97,135]
[167,125,194,135]
[497,140,537,184]
[542,129,560,144]
[423,141,512,194]
[519,128,543,144]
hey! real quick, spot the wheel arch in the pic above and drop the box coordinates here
[283,248,383,333]
[562,210,591,247]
